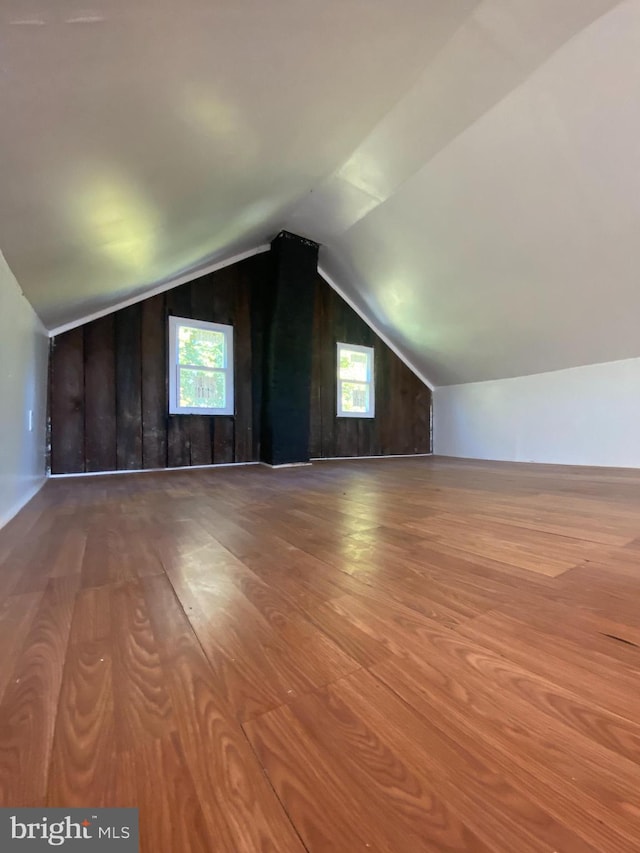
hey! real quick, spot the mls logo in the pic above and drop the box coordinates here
[1,809,138,850]
[10,815,94,845]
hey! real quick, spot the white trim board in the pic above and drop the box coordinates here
[317,266,434,390]
[48,245,271,337]
[49,461,261,478]
[260,461,313,469]
[311,453,433,461]
[49,455,433,479]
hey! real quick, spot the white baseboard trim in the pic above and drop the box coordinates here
[48,453,434,480]
[311,453,433,461]
[49,461,261,479]
[259,462,313,469]
[0,477,47,530]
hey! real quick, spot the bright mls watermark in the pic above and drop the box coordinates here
[0,809,138,851]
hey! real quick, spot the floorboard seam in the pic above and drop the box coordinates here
[43,585,79,803]
[238,720,311,853]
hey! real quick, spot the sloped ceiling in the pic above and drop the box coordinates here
[1,0,637,384]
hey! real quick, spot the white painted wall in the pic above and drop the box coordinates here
[434,358,640,468]
[0,253,49,527]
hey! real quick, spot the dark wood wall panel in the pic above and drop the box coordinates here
[141,295,167,469]
[310,276,432,459]
[50,326,85,474]
[84,315,116,472]
[115,304,143,470]
[49,254,431,473]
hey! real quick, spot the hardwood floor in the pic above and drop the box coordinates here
[2,456,640,851]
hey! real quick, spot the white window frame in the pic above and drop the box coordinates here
[168,316,234,416]
[336,342,375,419]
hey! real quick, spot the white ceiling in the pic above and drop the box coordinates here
[2,0,639,384]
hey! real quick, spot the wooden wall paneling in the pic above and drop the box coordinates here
[166,284,192,467]
[48,252,431,473]
[141,295,167,469]
[388,347,403,454]
[84,316,116,472]
[213,417,234,464]
[395,362,430,455]
[46,343,52,474]
[412,375,432,453]
[189,274,216,322]
[388,356,405,455]
[188,419,213,467]
[211,265,238,461]
[357,417,375,458]
[115,304,143,470]
[50,327,85,474]
[210,265,236,325]
[336,426,358,462]
[404,364,418,452]
[234,267,254,463]
[309,276,435,461]
[346,301,372,347]
[362,321,379,456]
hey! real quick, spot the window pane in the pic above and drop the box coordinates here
[179,368,226,409]
[341,381,369,413]
[339,349,369,381]
[178,326,225,368]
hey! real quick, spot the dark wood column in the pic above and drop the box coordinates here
[260,231,319,465]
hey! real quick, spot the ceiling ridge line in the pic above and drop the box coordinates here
[333,0,625,241]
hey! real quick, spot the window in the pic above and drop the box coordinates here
[337,342,374,418]
[168,316,234,415]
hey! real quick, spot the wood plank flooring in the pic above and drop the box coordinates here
[2,456,640,851]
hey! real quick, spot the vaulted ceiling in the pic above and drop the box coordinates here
[1,0,637,384]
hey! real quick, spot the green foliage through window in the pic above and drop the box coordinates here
[178,326,225,368]
[341,381,369,413]
[179,368,226,409]
[339,350,368,381]
[169,318,234,415]
[337,342,374,418]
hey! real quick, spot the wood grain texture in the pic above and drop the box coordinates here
[5,457,640,850]
[141,295,167,469]
[0,578,76,806]
[49,256,432,474]
[115,304,143,470]
[50,327,85,474]
[310,276,432,458]
[84,315,116,472]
